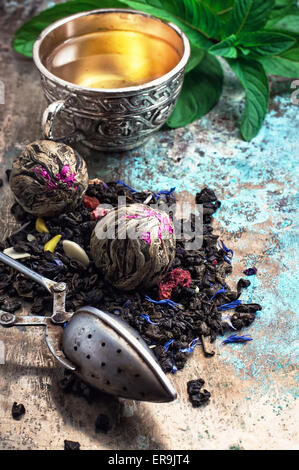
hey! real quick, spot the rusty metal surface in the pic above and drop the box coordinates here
[0,0,298,450]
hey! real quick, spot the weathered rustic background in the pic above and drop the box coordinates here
[0,0,298,451]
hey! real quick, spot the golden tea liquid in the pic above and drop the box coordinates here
[46,30,181,89]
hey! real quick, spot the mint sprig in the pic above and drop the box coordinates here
[12,0,299,141]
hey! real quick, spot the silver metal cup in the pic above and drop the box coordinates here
[33,9,190,152]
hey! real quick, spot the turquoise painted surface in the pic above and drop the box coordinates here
[86,86,299,392]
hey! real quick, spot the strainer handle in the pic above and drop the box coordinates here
[0,251,60,294]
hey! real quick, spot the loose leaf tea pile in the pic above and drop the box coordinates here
[0,179,261,403]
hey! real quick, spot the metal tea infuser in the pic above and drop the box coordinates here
[0,252,177,403]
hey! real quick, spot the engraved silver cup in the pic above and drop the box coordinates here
[33,9,190,152]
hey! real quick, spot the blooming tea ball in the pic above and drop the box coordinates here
[90,203,176,291]
[9,140,89,217]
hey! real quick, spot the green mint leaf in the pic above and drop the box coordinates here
[185,46,205,73]
[259,55,299,78]
[13,0,126,58]
[266,2,298,28]
[266,9,299,34]
[237,46,251,56]
[226,0,275,35]
[274,0,297,6]
[210,31,295,60]
[119,0,221,42]
[281,42,299,62]
[257,31,299,78]
[205,1,235,38]
[194,0,235,26]
[236,31,296,56]
[167,53,223,128]
[209,35,238,58]
[200,0,234,15]
[228,58,269,141]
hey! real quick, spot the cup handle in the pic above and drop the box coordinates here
[42,99,66,140]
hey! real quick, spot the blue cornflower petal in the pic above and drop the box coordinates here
[154,187,176,200]
[163,339,175,351]
[115,180,137,193]
[222,334,253,344]
[219,240,234,263]
[145,295,181,309]
[217,300,242,311]
[171,350,178,374]
[179,338,200,353]
[221,315,237,330]
[210,286,226,301]
[139,313,159,325]
[52,258,64,267]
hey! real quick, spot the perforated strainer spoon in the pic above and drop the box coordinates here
[0,252,177,403]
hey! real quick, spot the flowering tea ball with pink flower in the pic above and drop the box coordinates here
[9,140,88,217]
[90,203,176,291]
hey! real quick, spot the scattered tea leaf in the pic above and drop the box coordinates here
[64,440,81,450]
[12,402,26,420]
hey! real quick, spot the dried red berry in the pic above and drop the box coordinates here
[83,195,100,210]
[212,259,218,266]
[159,268,192,300]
